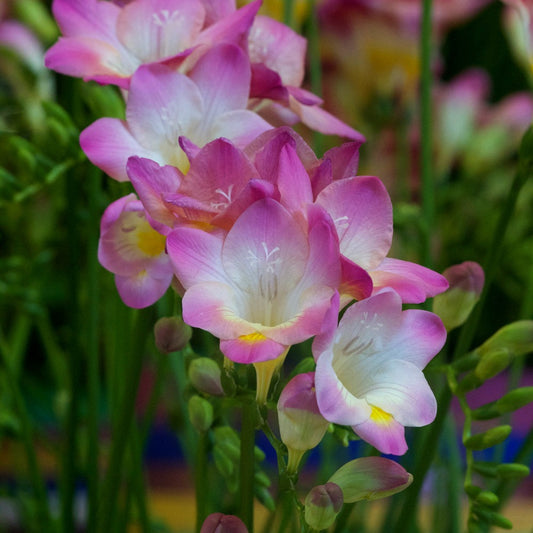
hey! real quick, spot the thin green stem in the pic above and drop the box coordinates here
[240,401,257,532]
[419,0,434,269]
[283,0,295,29]
[332,502,357,533]
[86,167,101,533]
[97,310,147,533]
[195,431,209,532]
[61,161,82,533]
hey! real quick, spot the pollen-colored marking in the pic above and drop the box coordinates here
[239,332,268,344]
[369,405,393,425]
[137,227,166,257]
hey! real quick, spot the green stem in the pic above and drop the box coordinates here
[332,502,357,533]
[61,159,82,533]
[195,431,209,532]
[97,311,147,533]
[86,167,101,533]
[283,0,295,29]
[419,0,434,269]
[0,350,52,531]
[240,401,257,532]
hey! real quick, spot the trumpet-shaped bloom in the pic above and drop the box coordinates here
[44,0,260,87]
[80,44,271,181]
[98,194,174,308]
[313,289,446,455]
[166,199,341,364]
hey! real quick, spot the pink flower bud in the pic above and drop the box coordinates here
[433,261,484,331]
[304,482,344,530]
[154,316,192,354]
[277,372,329,472]
[328,457,413,503]
[200,513,248,533]
[189,357,224,396]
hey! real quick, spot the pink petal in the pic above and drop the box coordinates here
[127,156,183,226]
[126,63,203,154]
[197,0,260,50]
[277,144,313,212]
[80,118,160,181]
[189,43,251,118]
[248,16,306,87]
[340,256,373,303]
[220,334,287,364]
[371,257,449,303]
[200,0,236,25]
[211,109,272,148]
[250,63,288,100]
[115,270,172,309]
[316,176,393,270]
[290,96,366,142]
[166,227,226,288]
[179,138,260,205]
[353,416,407,456]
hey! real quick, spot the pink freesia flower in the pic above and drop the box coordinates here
[80,44,272,181]
[248,129,447,303]
[126,138,272,230]
[166,198,341,364]
[98,194,174,308]
[313,289,446,455]
[44,0,260,87]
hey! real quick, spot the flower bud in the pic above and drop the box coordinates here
[328,457,413,503]
[432,262,484,331]
[200,513,248,533]
[475,320,533,359]
[154,316,192,354]
[277,373,329,473]
[464,425,512,451]
[304,482,344,531]
[475,490,499,507]
[474,348,511,381]
[188,395,213,433]
[496,463,530,479]
[189,357,224,396]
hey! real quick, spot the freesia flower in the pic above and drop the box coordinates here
[249,128,448,303]
[80,43,272,181]
[44,0,260,87]
[313,289,446,455]
[126,138,271,230]
[166,198,341,365]
[98,193,174,308]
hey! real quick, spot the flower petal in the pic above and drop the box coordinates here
[115,270,172,309]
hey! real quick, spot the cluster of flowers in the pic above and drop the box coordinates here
[45,0,449,458]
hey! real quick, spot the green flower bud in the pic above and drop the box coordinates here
[213,447,235,479]
[496,463,530,479]
[154,316,192,354]
[13,0,58,43]
[188,395,213,433]
[433,262,484,331]
[495,386,533,414]
[464,425,512,451]
[328,457,413,503]
[465,484,483,498]
[472,507,512,530]
[474,348,511,381]
[475,320,533,359]
[452,352,481,373]
[456,372,483,394]
[213,427,241,462]
[304,482,344,531]
[189,357,224,396]
[475,491,499,507]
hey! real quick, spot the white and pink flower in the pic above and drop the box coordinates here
[313,289,446,455]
